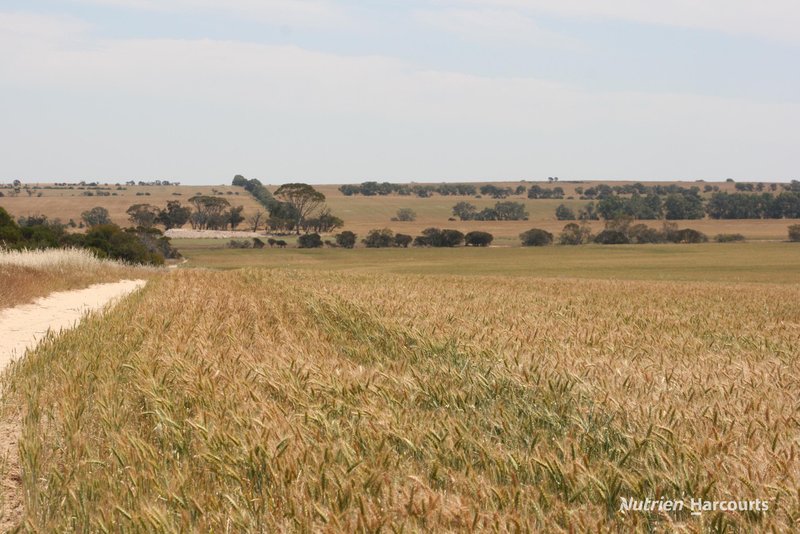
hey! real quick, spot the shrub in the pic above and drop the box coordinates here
[519,228,553,247]
[594,229,630,245]
[788,225,800,242]
[363,229,395,248]
[78,224,165,265]
[335,231,357,249]
[464,231,494,247]
[81,206,111,227]
[558,223,591,245]
[414,228,464,247]
[394,234,413,248]
[395,208,416,222]
[0,207,23,246]
[129,228,179,259]
[628,224,664,244]
[668,228,708,244]
[298,233,323,248]
[715,233,745,243]
[555,204,576,220]
[227,239,253,249]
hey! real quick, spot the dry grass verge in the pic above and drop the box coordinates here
[0,249,159,310]
[4,270,800,531]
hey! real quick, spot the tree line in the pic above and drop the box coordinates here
[232,176,342,234]
[555,190,800,221]
[0,207,175,265]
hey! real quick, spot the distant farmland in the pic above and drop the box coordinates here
[1,180,797,243]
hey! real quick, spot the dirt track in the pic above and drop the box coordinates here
[0,279,146,371]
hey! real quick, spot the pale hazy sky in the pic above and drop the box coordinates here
[1,1,798,184]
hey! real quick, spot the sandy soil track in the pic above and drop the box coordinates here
[0,279,147,371]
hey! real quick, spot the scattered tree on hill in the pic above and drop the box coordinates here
[664,192,705,220]
[395,208,417,222]
[555,204,576,220]
[188,195,231,230]
[274,183,326,234]
[126,204,160,228]
[302,208,343,234]
[578,202,600,221]
[81,206,111,227]
[479,185,513,199]
[452,201,527,221]
[247,210,265,232]
[266,202,299,233]
[493,201,528,221]
[528,186,564,199]
[452,202,478,221]
[558,223,592,245]
[156,201,192,229]
[228,206,245,230]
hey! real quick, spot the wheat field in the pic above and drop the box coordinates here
[5,268,799,531]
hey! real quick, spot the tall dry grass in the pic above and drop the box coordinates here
[0,248,159,309]
[4,269,800,531]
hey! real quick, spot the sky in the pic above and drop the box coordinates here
[1,1,798,184]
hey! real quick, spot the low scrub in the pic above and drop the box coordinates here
[0,207,173,265]
[715,233,746,243]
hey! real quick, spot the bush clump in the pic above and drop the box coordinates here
[1,208,168,265]
[298,233,323,248]
[363,229,395,248]
[519,228,553,247]
[593,229,630,245]
[394,234,413,248]
[464,231,494,247]
[558,223,592,245]
[414,228,464,247]
[715,233,745,243]
[628,224,664,244]
[227,239,252,249]
[335,231,357,249]
[788,225,800,242]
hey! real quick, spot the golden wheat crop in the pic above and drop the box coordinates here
[4,269,799,532]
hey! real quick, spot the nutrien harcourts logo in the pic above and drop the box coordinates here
[619,497,769,516]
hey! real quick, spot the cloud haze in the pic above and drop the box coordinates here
[1,3,797,183]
